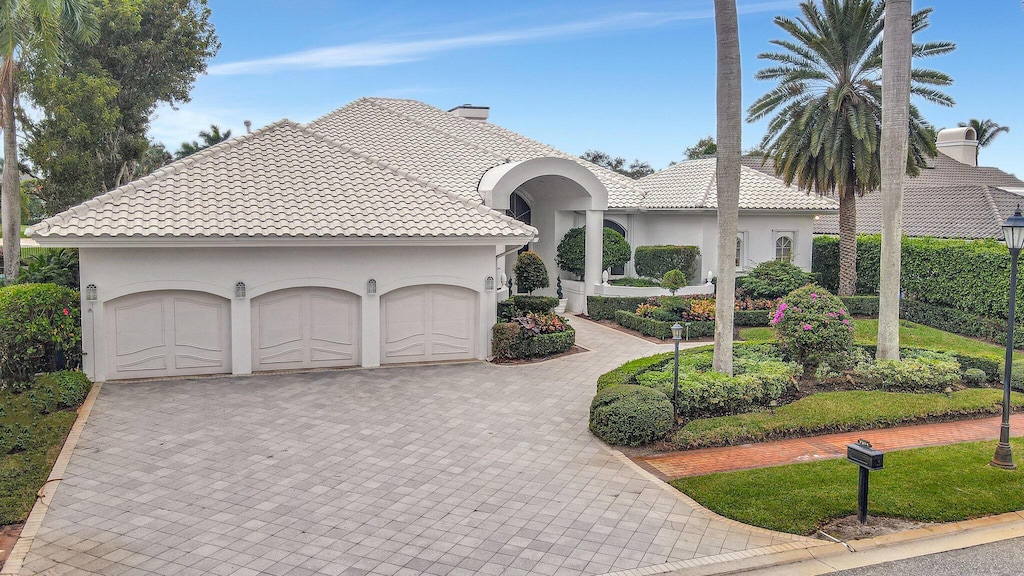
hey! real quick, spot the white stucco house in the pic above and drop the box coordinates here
[27,97,836,381]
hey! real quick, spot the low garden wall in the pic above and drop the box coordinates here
[592,282,715,299]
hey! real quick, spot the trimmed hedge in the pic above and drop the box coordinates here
[614,310,769,339]
[899,298,1024,349]
[841,296,879,316]
[589,385,674,446]
[491,322,575,360]
[498,296,559,321]
[634,245,700,280]
[587,296,647,321]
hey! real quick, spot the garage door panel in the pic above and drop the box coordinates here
[251,288,359,371]
[381,285,477,364]
[106,291,230,380]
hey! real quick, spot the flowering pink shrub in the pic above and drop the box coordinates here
[771,284,854,380]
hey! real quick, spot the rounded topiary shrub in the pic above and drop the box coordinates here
[589,385,673,446]
[742,260,809,299]
[513,251,549,295]
[963,368,988,386]
[556,227,631,279]
[660,269,687,295]
[771,284,854,380]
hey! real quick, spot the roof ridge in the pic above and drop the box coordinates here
[700,162,717,208]
[290,119,538,238]
[363,98,510,163]
[982,185,1006,238]
[28,121,292,237]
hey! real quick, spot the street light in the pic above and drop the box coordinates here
[992,205,1024,470]
[671,323,683,415]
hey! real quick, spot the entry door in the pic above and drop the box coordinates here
[380,285,477,364]
[251,287,360,371]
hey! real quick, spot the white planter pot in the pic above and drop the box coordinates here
[554,299,568,314]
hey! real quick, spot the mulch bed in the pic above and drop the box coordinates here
[491,345,588,365]
[0,523,23,570]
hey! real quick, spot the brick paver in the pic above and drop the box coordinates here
[637,414,1024,481]
[17,316,809,576]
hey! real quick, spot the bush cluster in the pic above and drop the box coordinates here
[0,283,82,385]
[633,245,700,280]
[1,371,89,456]
[497,296,559,321]
[741,260,810,299]
[587,296,647,320]
[771,285,854,379]
[589,385,674,446]
[491,313,575,360]
[608,277,660,287]
[853,350,962,392]
[19,248,80,289]
[555,227,630,279]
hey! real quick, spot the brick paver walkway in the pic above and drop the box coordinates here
[17,316,813,576]
[637,413,1024,481]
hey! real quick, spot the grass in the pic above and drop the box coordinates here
[672,438,1024,535]
[673,389,1024,449]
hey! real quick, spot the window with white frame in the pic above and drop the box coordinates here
[735,232,747,269]
[774,232,795,262]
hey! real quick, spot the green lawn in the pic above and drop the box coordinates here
[674,389,1024,449]
[672,438,1024,535]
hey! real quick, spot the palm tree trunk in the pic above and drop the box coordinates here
[1,76,19,284]
[838,184,857,297]
[877,0,913,360]
[713,0,741,376]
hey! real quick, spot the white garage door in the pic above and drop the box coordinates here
[105,291,231,380]
[251,287,360,371]
[381,285,477,364]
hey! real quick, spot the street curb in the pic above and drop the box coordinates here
[0,381,104,576]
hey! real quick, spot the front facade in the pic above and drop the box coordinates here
[29,98,837,382]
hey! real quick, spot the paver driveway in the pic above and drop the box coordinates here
[18,318,810,576]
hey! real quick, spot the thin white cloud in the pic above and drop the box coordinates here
[208,2,795,76]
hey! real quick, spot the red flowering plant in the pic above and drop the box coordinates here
[770,284,854,380]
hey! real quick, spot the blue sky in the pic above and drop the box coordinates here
[150,1,1024,176]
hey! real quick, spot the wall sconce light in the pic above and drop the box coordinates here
[85,284,97,301]
[235,282,246,298]
[367,279,377,295]
[485,276,495,290]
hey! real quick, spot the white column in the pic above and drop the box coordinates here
[481,286,496,360]
[230,298,252,375]
[584,209,603,315]
[362,294,381,368]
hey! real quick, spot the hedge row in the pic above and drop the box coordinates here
[613,310,773,340]
[856,343,1002,385]
[587,296,648,321]
[899,299,1024,349]
[634,245,700,280]
[498,296,559,321]
[841,296,879,316]
[491,322,576,359]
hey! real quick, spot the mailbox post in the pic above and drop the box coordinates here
[846,439,884,525]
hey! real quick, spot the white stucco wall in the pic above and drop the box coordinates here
[79,245,499,381]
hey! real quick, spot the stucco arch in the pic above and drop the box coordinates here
[479,157,609,211]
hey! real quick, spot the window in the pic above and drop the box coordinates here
[775,235,793,262]
[604,219,628,276]
[735,232,747,269]
[507,191,531,226]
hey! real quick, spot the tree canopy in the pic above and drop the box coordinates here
[176,124,232,158]
[580,150,654,179]
[684,136,717,159]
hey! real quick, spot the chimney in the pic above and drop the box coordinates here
[936,126,979,166]
[448,104,489,122]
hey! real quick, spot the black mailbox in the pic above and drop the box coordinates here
[847,441,884,470]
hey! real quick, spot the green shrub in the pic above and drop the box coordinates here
[589,385,674,446]
[636,359,794,420]
[596,352,674,391]
[963,368,988,386]
[609,277,660,287]
[513,251,549,295]
[510,329,575,358]
[512,296,558,314]
[771,285,854,379]
[587,296,648,320]
[492,317,575,360]
[734,310,770,327]
[555,227,631,279]
[615,310,716,340]
[634,245,700,280]
[491,322,521,359]
[742,260,810,299]
[857,344,1001,385]
[19,248,79,289]
[26,371,91,415]
[0,284,82,385]
[855,350,962,392]
[840,296,880,317]
[661,269,687,295]
[899,299,1024,348]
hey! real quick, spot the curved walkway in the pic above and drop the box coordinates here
[15,316,818,576]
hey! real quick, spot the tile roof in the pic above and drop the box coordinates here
[636,158,839,210]
[28,120,537,241]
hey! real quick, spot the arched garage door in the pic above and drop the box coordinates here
[380,285,477,364]
[251,287,360,371]
[105,291,231,380]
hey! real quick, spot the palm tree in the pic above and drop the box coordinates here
[877,0,914,361]
[176,124,232,159]
[958,118,1009,161]
[1,0,98,283]
[748,0,954,296]
[713,0,741,375]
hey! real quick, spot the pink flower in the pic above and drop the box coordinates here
[803,324,812,330]
[62,308,69,316]
[842,319,850,325]
[811,293,818,300]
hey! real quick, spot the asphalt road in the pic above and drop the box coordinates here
[830,537,1024,575]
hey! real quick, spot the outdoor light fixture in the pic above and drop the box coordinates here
[367,279,377,295]
[235,282,246,298]
[485,276,495,290]
[671,323,683,415]
[85,284,97,301]
[992,205,1024,470]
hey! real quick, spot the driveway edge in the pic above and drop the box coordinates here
[0,381,104,576]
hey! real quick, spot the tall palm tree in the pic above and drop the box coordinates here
[877,0,914,361]
[1,0,97,283]
[748,0,954,296]
[958,118,1009,161]
[176,124,232,159]
[713,0,741,375]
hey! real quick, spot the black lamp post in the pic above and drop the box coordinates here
[991,205,1024,470]
[671,323,683,413]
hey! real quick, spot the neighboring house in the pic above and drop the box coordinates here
[28,97,836,381]
[812,127,1024,239]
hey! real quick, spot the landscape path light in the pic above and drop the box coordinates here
[671,323,683,415]
[991,205,1024,469]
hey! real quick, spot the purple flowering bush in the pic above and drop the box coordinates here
[770,285,854,380]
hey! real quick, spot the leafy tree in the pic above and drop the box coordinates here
[713,0,741,375]
[747,0,954,297]
[580,150,654,178]
[958,118,1009,161]
[138,139,172,176]
[176,124,232,159]
[513,251,549,295]
[684,135,717,159]
[1,0,99,283]
[20,0,220,215]
[660,269,687,295]
[555,227,631,280]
